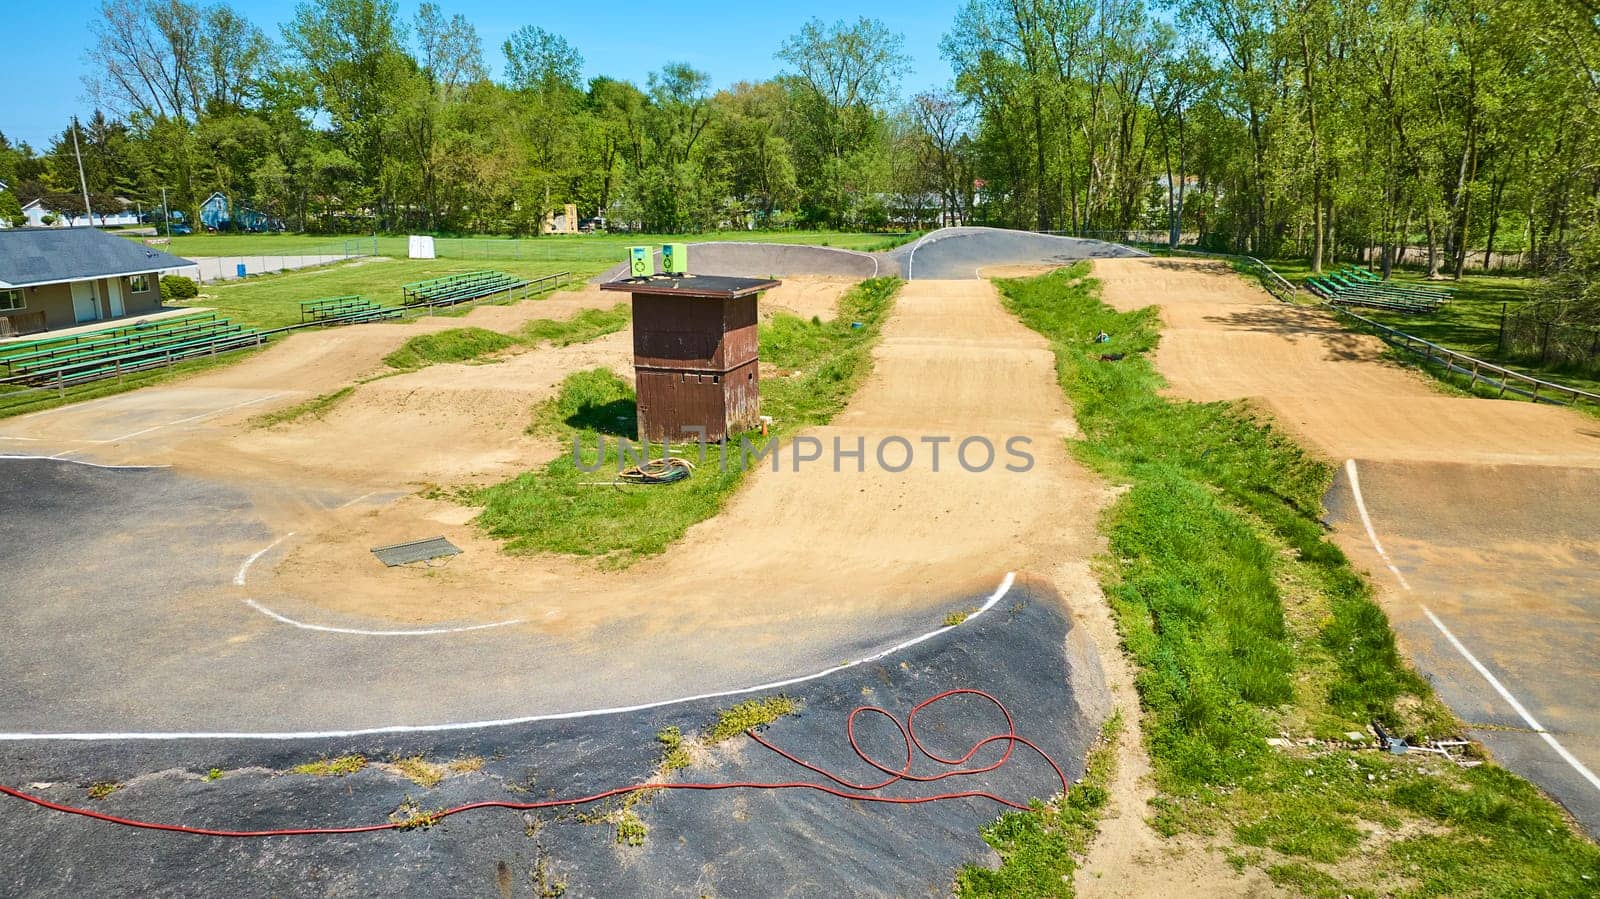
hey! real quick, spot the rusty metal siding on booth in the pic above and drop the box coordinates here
[635,359,759,444]
[631,294,758,370]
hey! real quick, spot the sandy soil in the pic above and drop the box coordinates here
[1088,255,1600,862]
[234,278,1111,658]
[1093,257,1600,468]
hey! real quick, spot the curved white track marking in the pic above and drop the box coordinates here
[0,572,1016,741]
[1345,458,1600,796]
[233,532,295,586]
[0,454,170,471]
[1343,459,1411,590]
[234,532,517,634]
[904,228,946,280]
[1421,607,1600,794]
[243,599,523,636]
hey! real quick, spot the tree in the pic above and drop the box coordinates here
[778,17,909,226]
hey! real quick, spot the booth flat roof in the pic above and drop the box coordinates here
[600,274,781,299]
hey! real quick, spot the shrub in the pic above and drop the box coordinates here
[160,275,199,300]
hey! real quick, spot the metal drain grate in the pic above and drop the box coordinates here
[371,536,461,567]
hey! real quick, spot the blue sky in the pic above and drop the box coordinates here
[3,0,965,149]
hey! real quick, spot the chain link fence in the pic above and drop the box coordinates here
[1500,307,1600,375]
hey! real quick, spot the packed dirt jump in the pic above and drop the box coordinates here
[1093,256,1600,834]
[0,228,1141,736]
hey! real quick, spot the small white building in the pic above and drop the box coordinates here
[21,199,141,229]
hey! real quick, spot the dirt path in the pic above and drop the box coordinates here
[258,277,1107,646]
[1092,255,1600,837]
[0,276,1117,738]
[1093,258,1600,468]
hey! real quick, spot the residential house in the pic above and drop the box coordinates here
[0,228,193,336]
[21,199,141,229]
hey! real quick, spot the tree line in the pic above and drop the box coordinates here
[0,0,1597,295]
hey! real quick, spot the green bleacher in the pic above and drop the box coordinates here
[0,314,264,389]
[1305,268,1449,314]
[299,295,401,325]
[401,270,531,308]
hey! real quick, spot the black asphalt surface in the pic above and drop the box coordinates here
[0,459,997,735]
[0,582,1097,897]
[594,227,1145,283]
[1325,460,1600,837]
[888,228,1147,279]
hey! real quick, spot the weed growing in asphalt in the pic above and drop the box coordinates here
[957,714,1120,898]
[87,781,119,800]
[655,727,692,772]
[389,756,446,788]
[205,768,223,781]
[943,607,978,627]
[390,797,445,831]
[291,754,368,777]
[704,696,802,745]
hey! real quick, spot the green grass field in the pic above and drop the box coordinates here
[137,230,916,264]
[172,258,581,331]
[968,264,1600,897]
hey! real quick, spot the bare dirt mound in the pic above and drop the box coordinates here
[1092,257,1600,468]
[259,279,1111,649]
[0,287,626,461]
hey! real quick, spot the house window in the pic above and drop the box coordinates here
[0,289,23,312]
[129,275,151,293]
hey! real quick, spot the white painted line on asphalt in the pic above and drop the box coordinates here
[0,454,170,471]
[235,532,517,633]
[1346,457,1600,796]
[904,228,946,280]
[234,532,295,586]
[334,491,377,510]
[97,392,288,444]
[0,572,1016,741]
[243,599,523,637]
[1343,458,1411,590]
[1422,606,1600,794]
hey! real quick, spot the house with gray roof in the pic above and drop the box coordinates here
[0,228,193,336]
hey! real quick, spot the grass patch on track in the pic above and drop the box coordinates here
[518,303,630,347]
[957,714,1120,897]
[704,696,802,745]
[383,326,518,370]
[250,385,356,427]
[983,264,1600,896]
[291,754,368,777]
[470,277,901,564]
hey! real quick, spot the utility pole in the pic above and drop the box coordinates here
[162,187,171,238]
[71,117,93,228]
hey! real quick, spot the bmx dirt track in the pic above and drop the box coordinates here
[0,234,1133,893]
[1093,255,1600,835]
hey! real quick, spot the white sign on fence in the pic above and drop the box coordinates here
[408,235,436,259]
